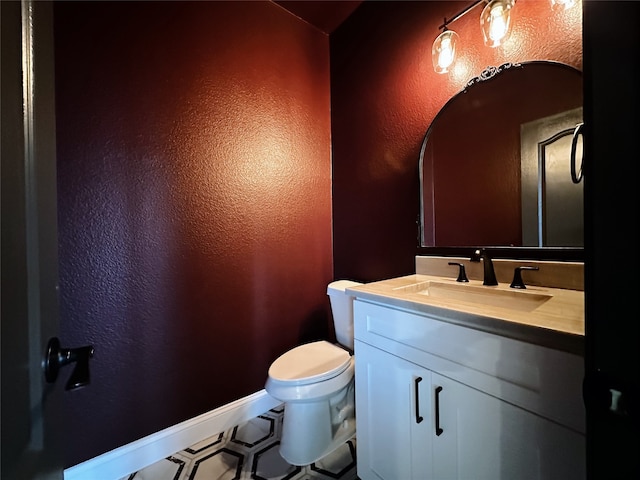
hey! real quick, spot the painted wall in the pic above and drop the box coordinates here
[55,1,332,467]
[55,0,583,468]
[331,0,582,281]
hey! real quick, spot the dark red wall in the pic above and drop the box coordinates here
[274,0,363,34]
[55,1,332,467]
[55,0,584,467]
[331,0,582,281]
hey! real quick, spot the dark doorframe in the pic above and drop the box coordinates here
[583,1,640,478]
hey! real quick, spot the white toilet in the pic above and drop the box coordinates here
[265,280,362,466]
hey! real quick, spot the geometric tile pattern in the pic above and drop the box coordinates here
[123,408,357,480]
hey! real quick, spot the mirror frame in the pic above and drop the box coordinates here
[416,61,584,261]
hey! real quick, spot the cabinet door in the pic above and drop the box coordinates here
[432,373,585,480]
[355,340,432,480]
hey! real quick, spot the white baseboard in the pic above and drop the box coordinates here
[64,389,282,480]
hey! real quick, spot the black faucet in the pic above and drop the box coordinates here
[470,248,498,286]
[448,262,469,282]
[510,266,539,289]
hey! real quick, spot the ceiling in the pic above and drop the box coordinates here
[274,1,364,34]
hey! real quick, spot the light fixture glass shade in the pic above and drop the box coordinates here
[480,0,513,47]
[432,30,459,74]
[550,0,577,10]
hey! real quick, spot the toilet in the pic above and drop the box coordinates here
[265,280,362,466]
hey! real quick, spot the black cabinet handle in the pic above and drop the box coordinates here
[435,386,444,436]
[415,377,424,424]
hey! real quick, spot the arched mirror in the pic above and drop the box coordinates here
[419,61,583,251]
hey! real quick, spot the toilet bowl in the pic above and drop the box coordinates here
[264,280,362,466]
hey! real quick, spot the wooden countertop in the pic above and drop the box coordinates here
[346,274,585,356]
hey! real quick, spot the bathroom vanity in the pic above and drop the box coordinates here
[347,256,585,480]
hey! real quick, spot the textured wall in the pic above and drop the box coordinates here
[331,0,583,281]
[55,1,332,467]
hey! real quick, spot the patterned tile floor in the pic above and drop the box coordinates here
[122,407,358,480]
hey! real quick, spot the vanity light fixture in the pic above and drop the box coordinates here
[431,0,516,74]
[432,29,460,74]
[550,0,577,10]
[480,0,514,47]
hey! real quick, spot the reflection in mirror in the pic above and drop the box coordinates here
[419,61,583,249]
[521,106,584,247]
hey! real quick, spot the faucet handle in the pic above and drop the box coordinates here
[510,266,539,289]
[448,262,469,282]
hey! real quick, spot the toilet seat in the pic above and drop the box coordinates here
[268,340,351,386]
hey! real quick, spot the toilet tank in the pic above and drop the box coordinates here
[327,280,362,351]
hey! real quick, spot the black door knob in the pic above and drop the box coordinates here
[43,337,94,391]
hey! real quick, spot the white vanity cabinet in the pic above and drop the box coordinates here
[431,372,585,480]
[355,340,432,480]
[354,299,586,480]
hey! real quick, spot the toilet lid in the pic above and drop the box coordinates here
[268,341,351,386]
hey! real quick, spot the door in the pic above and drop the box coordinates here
[432,373,585,480]
[520,107,584,247]
[1,0,63,478]
[354,340,432,480]
[583,1,640,478]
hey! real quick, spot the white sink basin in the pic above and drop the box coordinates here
[394,281,552,312]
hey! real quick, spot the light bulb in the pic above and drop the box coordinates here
[550,0,577,10]
[432,30,459,74]
[480,0,513,47]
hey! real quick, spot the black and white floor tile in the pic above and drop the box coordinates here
[122,407,357,480]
